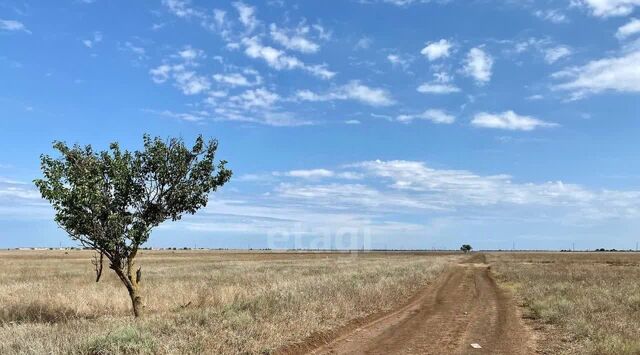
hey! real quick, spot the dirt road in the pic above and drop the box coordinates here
[309,254,533,355]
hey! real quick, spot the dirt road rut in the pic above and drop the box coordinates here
[310,254,532,355]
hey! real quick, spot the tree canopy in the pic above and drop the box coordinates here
[35,134,231,316]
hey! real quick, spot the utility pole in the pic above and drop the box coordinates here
[572,242,575,252]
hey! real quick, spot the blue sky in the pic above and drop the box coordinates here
[1,0,640,250]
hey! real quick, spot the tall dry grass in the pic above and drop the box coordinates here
[489,252,640,355]
[0,250,458,354]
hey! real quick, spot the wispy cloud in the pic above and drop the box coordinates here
[82,31,102,48]
[296,81,394,106]
[269,23,320,53]
[0,19,30,33]
[471,111,557,131]
[616,18,640,39]
[397,109,455,124]
[553,49,640,99]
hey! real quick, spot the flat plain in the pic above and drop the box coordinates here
[2,250,640,354]
[489,252,640,355]
[0,250,459,354]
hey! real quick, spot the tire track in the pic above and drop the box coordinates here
[308,254,533,355]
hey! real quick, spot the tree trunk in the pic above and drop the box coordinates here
[129,286,143,317]
[111,262,144,318]
[126,264,143,318]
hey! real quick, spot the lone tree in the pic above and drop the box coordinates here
[35,135,231,317]
[460,244,472,253]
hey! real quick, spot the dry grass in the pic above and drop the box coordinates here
[489,252,640,355]
[0,250,459,354]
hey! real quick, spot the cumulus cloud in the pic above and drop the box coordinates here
[233,1,259,32]
[242,36,335,79]
[462,47,493,84]
[296,81,395,106]
[397,109,455,124]
[417,72,460,94]
[420,39,451,61]
[471,111,557,131]
[575,0,640,17]
[616,18,640,39]
[553,49,640,99]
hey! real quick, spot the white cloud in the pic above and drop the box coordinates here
[417,83,460,94]
[534,9,569,23]
[296,81,394,106]
[230,88,279,108]
[471,111,557,131]
[285,169,335,179]
[575,0,640,17]
[345,119,361,125]
[122,42,146,59]
[353,160,596,208]
[544,46,572,63]
[387,54,411,69]
[146,109,206,122]
[420,39,451,61]
[0,19,30,33]
[417,72,460,94]
[553,49,640,99]
[233,2,259,32]
[173,70,210,95]
[213,70,262,87]
[149,47,211,95]
[162,0,203,19]
[269,24,320,53]
[177,46,204,61]
[462,47,493,84]
[397,109,455,124]
[82,32,102,48]
[0,178,51,220]
[354,37,372,50]
[617,18,640,39]
[242,37,335,79]
[150,65,172,83]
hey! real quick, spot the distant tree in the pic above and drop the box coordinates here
[35,135,231,317]
[460,244,472,253]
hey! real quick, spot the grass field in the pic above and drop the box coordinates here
[490,252,640,355]
[0,250,459,354]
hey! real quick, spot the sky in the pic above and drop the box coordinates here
[1,0,640,250]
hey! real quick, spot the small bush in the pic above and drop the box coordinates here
[82,326,156,355]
